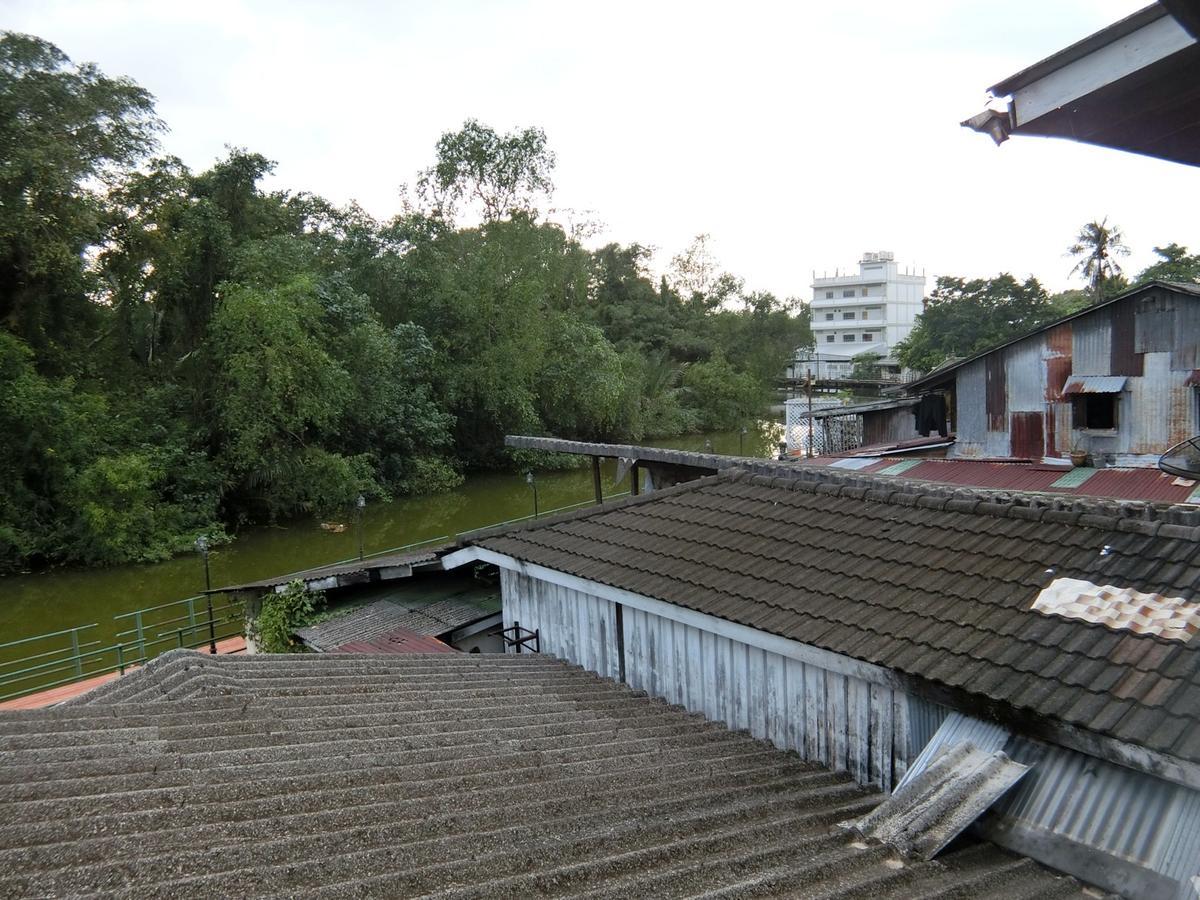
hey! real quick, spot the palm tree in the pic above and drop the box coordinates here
[1067,218,1130,304]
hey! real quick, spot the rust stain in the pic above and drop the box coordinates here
[1010,412,1044,460]
[1045,405,1058,458]
[1044,323,1072,402]
[985,355,1006,431]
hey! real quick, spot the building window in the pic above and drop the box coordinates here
[861,287,868,297]
[843,312,855,320]
[1073,394,1118,430]
[861,309,868,319]
[842,334,855,342]
[862,333,875,342]
[824,312,834,320]
[825,291,834,299]
[825,334,836,343]
[842,289,855,298]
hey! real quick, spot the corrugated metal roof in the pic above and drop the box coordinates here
[1062,375,1128,395]
[295,598,496,650]
[849,741,1029,859]
[800,457,1200,504]
[334,626,456,654]
[210,550,441,594]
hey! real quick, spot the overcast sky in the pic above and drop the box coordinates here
[6,0,1190,299]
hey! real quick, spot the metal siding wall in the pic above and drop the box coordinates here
[501,572,914,791]
[1109,297,1145,377]
[1171,298,1200,370]
[1127,351,1174,454]
[1006,340,1047,412]
[1073,314,1112,374]
[953,361,988,457]
[996,735,1200,891]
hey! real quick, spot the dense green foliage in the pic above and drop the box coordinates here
[254,580,325,653]
[897,223,1186,374]
[0,34,810,572]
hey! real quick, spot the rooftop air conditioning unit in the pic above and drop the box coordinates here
[863,252,878,262]
[879,250,894,261]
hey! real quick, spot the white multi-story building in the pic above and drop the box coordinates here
[796,251,926,379]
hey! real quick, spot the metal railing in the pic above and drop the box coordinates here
[0,491,635,703]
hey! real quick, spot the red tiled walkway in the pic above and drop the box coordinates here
[0,635,247,710]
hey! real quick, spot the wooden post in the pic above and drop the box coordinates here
[630,463,640,496]
[592,456,603,505]
[806,368,815,459]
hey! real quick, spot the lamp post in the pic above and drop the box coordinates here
[356,494,366,561]
[739,426,748,456]
[526,471,539,519]
[195,535,217,654]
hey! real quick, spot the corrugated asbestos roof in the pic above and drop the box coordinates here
[0,651,1086,898]
[849,741,1029,859]
[295,598,493,650]
[472,469,1200,768]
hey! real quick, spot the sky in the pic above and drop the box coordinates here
[5,0,1192,300]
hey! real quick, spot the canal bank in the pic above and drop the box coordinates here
[0,427,782,683]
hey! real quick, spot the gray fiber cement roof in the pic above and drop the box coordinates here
[0,651,1086,898]
[471,467,1200,773]
[294,598,494,650]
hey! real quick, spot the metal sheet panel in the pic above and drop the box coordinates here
[994,735,1200,895]
[503,571,914,792]
[986,353,1007,431]
[1110,296,1145,377]
[852,741,1029,859]
[954,360,988,457]
[1171,298,1200,370]
[1010,411,1045,459]
[1073,314,1112,375]
[1135,290,1176,353]
[1006,340,1047,412]
[1061,375,1129,394]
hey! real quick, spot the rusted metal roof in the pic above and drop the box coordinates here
[1062,375,1128,395]
[800,456,1200,504]
[333,626,456,654]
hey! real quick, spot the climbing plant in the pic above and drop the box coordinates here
[253,580,325,653]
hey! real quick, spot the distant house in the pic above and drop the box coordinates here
[444,459,1200,898]
[900,281,1200,466]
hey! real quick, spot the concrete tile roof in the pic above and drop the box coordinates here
[0,651,1086,898]
[472,469,1200,769]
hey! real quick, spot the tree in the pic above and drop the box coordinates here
[0,33,161,367]
[1134,243,1200,286]
[1067,218,1130,304]
[851,351,883,380]
[895,274,1056,372]
[416,119,555,223]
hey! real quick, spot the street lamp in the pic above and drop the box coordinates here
[739,426,748,456]
[356,494,366,561]
[194,535,217,655]
[525,471,539,519]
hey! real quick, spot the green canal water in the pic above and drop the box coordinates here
[0,427,782,680]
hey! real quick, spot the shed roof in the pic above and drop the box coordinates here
[469,468,1200,778]
[209,549,442,595]
[295,597,497,651]
[0,651,1085,897]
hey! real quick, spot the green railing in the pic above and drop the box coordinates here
[0,492,633,704]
